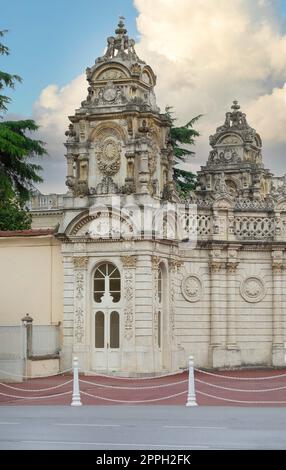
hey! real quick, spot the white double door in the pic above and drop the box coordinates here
[92,301,121,371]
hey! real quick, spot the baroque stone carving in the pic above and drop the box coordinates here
[240,277,266,303]
[97,69,126,80]
[74,307,84,343]
[73,257,89,269]
[93,176,119,195]
[97,138,121,176]
[123,270,135,340]
[76,272,84,300]
[121,256,137,268]
[182,275,202,302]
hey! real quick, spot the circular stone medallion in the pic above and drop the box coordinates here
[181,275,202,302]
[103,87,116,102]
[240,277,266,303]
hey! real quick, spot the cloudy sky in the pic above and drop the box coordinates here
[2,0,286,193]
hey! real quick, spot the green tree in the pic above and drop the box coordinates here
[166,106,202,198]
[0,30,46,230]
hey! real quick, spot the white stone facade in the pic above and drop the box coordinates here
[30,19,286,374]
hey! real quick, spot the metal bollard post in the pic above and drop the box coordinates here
[186,355,197,407]
[71,357,82,407]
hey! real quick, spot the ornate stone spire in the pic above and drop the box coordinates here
[96,16,143,64]
[196,100,273,201]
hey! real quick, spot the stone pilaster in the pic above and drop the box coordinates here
[272,250,285,366]
[121,256,136,372]
[225,248,241,367]
[73,257,89,360]
[209,251,225,348]
[151,256,160,348]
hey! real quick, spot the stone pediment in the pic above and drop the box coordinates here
[65,210,135,239]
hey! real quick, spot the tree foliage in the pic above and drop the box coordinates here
[0,30,46,230]
[166,106,202,198]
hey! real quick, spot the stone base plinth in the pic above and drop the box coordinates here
[272,345,286,367]
[211,346,241,368]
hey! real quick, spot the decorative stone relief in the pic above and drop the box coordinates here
[93,176,119,195]
[151,256,160,270]
[97,138,121,176]
[122,256,137,268]
[181,275,203,302]
[75,272,84,300]
[74,307,84,343]
[73,259,88,345]
[123,269,135,340]
[240,277,266,303]
[272,251,284,273]
[73,257,89,269]
[97,69,126,80]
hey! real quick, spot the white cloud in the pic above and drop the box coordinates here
[33,0,286,192]
[134,0,286,172]
[33,75,86,193]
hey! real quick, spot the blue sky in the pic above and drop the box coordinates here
[1,0,138,115]
[1,0,286,116]
[2,0,286,193]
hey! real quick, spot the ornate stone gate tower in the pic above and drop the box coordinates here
[58,18,182,374]
[64,17,175,200]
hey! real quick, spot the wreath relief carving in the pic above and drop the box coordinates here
[240,277,266,303]
[181,275,203,302]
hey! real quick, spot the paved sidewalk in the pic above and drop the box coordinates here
[0,369,286,406]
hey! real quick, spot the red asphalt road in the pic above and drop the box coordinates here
[0,369,286,406]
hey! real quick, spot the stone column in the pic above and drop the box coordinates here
[272,250,285,366]
[137,148,150,194]
[66,156,74,179]
[73,256,89,369]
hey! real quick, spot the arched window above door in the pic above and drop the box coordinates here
[94,262,121,303]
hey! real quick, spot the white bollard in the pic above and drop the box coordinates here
[71,357,82,407]
[186,355,197,407]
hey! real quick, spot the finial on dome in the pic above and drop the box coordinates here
[115,16,127,36]
[231,100,240,111]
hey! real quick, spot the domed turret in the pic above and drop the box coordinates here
[64,18,175,200]
[196,101,273,201]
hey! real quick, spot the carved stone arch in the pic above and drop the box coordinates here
[254,134,262,148]
[67,207,135,239]
[224,175,241,195]
[90,121,127,144]
[92,63,130,82]
[65,211,94,237]
[64,210,90,237]
[141,65,156,86]
[216,133,243,146]
[275,198,286,212]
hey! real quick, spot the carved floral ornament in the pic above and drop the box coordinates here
[240,276,266,303]
[181,275,203,303]
[97,138,121,176]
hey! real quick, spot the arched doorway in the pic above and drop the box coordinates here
[92,262,121,371]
